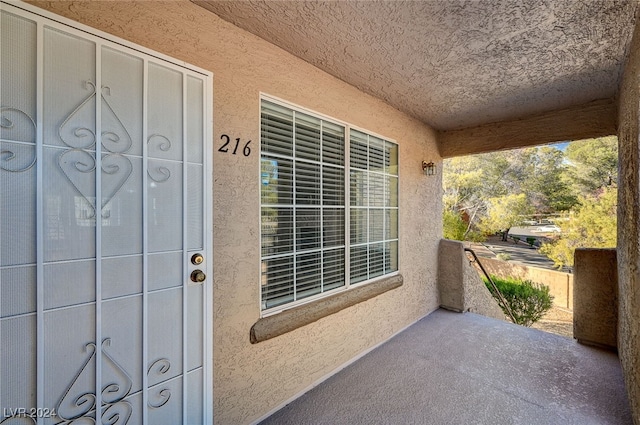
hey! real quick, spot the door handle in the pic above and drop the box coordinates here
[190,269,206,283]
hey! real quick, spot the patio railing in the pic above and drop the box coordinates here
[464,247,517,323]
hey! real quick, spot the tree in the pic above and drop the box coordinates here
[443,145,576,242]
[443,155,492,240]
[539,187,617,269]
[443,209,467,241]
[525,146,577,213]
[443,152,526,240]
[478,193,533,241]
[565,136,618,196]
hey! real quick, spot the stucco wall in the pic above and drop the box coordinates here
[438,240,505,321]
[438,240,465,311]
[618,12,640,424]
[27,2,442,424]
[477,257,574,310]
[573,249,617,350]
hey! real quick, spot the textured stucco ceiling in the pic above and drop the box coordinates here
[195,0,638,131]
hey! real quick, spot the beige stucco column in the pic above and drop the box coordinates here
[617,12,640,424]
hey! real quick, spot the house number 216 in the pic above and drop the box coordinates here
[219,134,251,156]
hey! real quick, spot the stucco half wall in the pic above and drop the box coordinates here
[26,1,442,424]
[617,11,640,423]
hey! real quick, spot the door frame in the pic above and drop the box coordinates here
[0,1,214,423]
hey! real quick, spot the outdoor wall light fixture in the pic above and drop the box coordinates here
[422,160,436,176]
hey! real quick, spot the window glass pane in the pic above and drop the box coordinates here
[369,209,384,243]
[350,208,367,244]
[385,241,399,273]
[385,141,398,176]
[386,209,398,240]
[369,243,385,278]
[296,208,320,251]
[387,176,398,208]
[261,157,293,205]
[261,207,293,256]
[323,165,344,205]
[350,245,368,284]
[348,128,398,285]
[296,251,321,300]
[261,101,293,156]
[323,208,344,248]
[369,136,385,172]
[323,248,345,291]
[322,122,344,165]
[295,161,320,205]
[261,256,294,309]
[295,112,320,162]
[369,173,385,207]
[350,130,368,170]
[350,170,368,207]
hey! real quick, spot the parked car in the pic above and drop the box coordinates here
[532,225,561,233]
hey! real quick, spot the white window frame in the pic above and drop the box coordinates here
[259,94,399,316]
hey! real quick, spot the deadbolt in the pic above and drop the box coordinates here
[191,253,204,265]
[190,269,206,283]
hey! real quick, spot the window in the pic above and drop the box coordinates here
[349,130,399,283]
[260,97,398,312]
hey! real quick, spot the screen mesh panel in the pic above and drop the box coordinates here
[1,6,211,423]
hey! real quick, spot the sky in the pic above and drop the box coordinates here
[553,142,569,151]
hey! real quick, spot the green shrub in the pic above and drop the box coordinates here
[442,210,487,242]
[465,230,487,243]
[443,209,467,241]
[483,275,554,327]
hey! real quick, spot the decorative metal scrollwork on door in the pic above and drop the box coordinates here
[56,80,173,221]
[50,338,172,425]
[147,134,172,183]
[58,81,134,220]
[0,107,37,172]
[147,359,172,409]
[55,338,133,425]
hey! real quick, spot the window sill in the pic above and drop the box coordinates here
[250,274,403,344]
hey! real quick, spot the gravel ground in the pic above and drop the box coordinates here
[531,305,574,339]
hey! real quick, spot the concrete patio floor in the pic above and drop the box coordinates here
[260,309,632,425]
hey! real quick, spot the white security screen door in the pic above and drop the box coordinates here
[0,3,212,424]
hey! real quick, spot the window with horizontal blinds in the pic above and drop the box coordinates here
[349,130,399,284]
[260,98,398,312]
